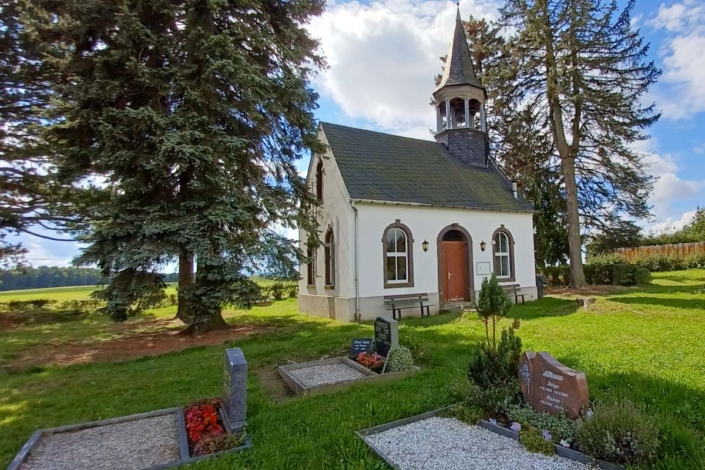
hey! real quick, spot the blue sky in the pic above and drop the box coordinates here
[11,0,705,268]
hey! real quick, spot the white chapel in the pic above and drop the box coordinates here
[298,8,537,322]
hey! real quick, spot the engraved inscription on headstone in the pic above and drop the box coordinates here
[222,348,247,434]
[349,338,374,358]
[374,316,399,357]
[519,351,589,419]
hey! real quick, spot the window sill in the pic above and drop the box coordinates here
[384,281,414,289]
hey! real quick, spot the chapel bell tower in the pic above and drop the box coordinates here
[433,5,488,167]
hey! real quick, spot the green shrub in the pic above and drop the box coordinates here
[468,328,521,388]
[576,399,659,465]
[583,264,614,285]
[7,299,57,311]
[444,403,484,425]
[269,282,285,300]
[466,381,521,416]
[286,285,298,298]
[386,345,414,372]
[587,252,624,265]
[540,266,571,287]
[506,404,577,445]
[613,264,636,286]
[634,267,651,286]
[476,273,511,351]
[520,427,555,455]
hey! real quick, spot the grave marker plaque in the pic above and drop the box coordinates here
[349,338,374,358]
[519,351,589,419]
[374,316,398,357]
[222,348,247,434]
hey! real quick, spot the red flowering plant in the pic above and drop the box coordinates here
[356,351,385,372]
[185,398,225,448]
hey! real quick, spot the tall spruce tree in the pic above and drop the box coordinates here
[0,0,87,267]
[39,0,324,332]
[501,0,660,286]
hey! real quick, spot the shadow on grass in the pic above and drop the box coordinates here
[609,296,705,310]
[507,297,578,320]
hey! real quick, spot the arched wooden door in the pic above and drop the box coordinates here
[437,226,472,303]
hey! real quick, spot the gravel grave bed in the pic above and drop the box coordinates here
[364,417,590,470]
[20,414,180,470]
[288,363,366,387]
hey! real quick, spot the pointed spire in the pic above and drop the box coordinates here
[435,4,483,91]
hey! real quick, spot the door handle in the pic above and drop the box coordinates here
[448,272,452,280]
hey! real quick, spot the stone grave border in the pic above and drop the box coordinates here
[355,407,624,470]
[8,407,252,470]
[278,357,419,398]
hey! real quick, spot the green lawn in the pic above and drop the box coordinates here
[1,271,705,469]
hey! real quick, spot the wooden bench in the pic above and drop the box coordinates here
[502,285,526,305]
[384,293,433,320]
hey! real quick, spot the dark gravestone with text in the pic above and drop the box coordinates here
[349,338,374,358]
[222,348,247,434]
[374,316,399,357]
[519,351,589,419]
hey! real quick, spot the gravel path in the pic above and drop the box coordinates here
[289,363,365,387]
[21,414,180,470]
[364,417,590,470]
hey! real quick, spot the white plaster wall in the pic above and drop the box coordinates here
[298,128,355,319]
[356,203,536,300]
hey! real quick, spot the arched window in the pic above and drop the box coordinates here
[315,160,323,201]
[383,220,414,288]
[492,227,515,281]
[306,244,316,285]
[324,227,335,287]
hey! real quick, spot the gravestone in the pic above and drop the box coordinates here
[349,338,374,358]
[222,348,247,434]
[519,351,589,419]
[374,316,399,357]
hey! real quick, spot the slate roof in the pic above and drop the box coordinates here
[321,122,533,213]
[436,7,484,91]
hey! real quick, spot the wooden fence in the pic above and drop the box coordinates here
[616,242,705,262]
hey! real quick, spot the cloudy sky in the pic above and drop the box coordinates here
[11,0,705,267]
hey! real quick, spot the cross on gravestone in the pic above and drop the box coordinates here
[374,316,399,358]
[221,348,247,434]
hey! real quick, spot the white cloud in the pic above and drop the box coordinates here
[649,0,705,119]
[636,139,704,221]
[309,0,498,135]
[648,210,697,233]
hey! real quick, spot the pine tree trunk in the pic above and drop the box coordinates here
[539,1,586,288]
[179,311,229,336]
[561,156,586,288]
[175,250,194,323]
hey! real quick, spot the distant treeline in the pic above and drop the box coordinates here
[0,267,178,292]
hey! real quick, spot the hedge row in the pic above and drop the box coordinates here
[590,252,705,273]
[540,264,651,288]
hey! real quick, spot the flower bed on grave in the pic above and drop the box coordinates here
[184,398,245,457]
[441,274,659,470]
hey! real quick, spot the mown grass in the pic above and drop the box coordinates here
[1,271,705,469]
